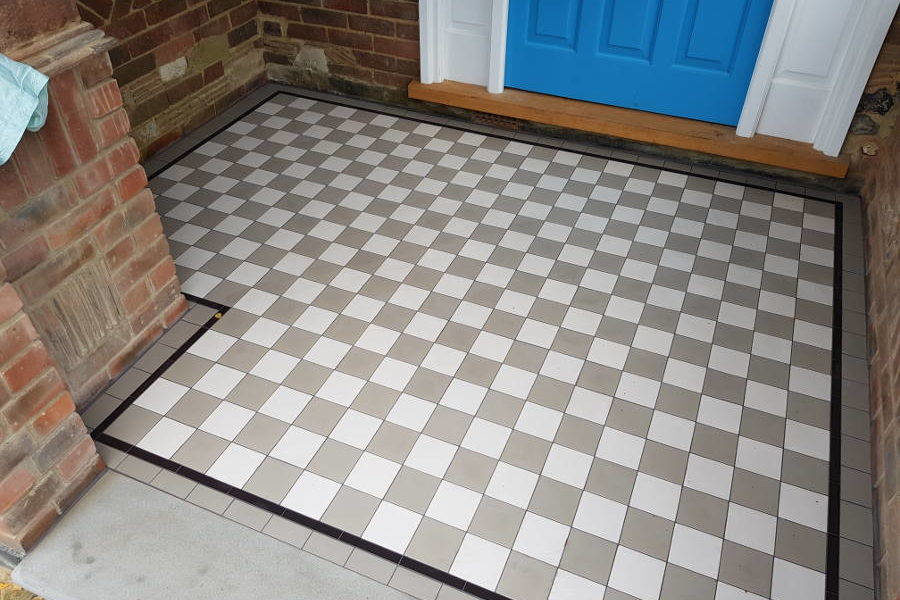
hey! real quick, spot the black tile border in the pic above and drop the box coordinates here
[93,87,848,600]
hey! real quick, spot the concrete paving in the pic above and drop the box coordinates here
[13,471,412,600]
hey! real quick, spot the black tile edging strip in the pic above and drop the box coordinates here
[92,87,851,600]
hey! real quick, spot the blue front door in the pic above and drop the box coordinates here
[505,0,774,126]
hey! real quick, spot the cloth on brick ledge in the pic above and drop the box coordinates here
[0,53,49,165]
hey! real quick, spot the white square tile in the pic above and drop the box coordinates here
[232,289,278,315]
[496,289,536,316]
[404,434,458,477]
[514,402,563,441]
[206,443,265,488]
[565,387,613,425]
[684,454,733,500]
[663,358,707,393]
[668,523,723,579]
[269,426,326,468]
[743,380,787,417]
[193,364,245,399]
[451,301,492,328]
[370,357,417,391]
[440,378,488,415]
[304,337,352,368]
[461,417,512,459]
[725,502,777,554]
[355,324,400,355]
[492,365,538,400]
[516,319,558,349]
[615,372,661,408]
[542,443,593,488]
[258,386,311,423]
[647,410,694,451]
[282,471,341,518]
[630,472,681,520]
[403,312,447,341]
[199,401,254,440]
[135,378,189,414]
[293,306,338,334]
[316,371,367,407]
[632,325,673,355]
[573,492,627,542]
[421,343,466,376]
[595,427,645,469]
[779,483,828,531]
[587,338,630,370]
[470,331,514,362]
[450,534,511,591]
[770,558,826,600]
[514,511,570,566]
[608,546,665,600]
[485,462,539,509]
[188,331,237,361]
[227,262,269,286]
[386,394,435,432]
[426,480,482,530]
[345,452,401,498]
[137,417,194,458]
[540,351,584,384]
[549,570,606,600]
[363,501,422,553]
[241,318,289,347]
[330,409,382,450]
[784,419,829,460]
[250,350,300,383]
[735,436,783,480]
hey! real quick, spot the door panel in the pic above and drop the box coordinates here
[505,0,775,125]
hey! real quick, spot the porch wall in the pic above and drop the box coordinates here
[861,109,900,600]
[75,0,267,158]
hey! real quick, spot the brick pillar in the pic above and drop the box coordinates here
[0,19,187,406]
[0,2,186,556]
[0,283,103,555]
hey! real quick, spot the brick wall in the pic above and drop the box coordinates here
[260,0,418,103]
[0,283,102,556]
[862,106,900,600]
[76,0,267,157]
[1,28,186,407]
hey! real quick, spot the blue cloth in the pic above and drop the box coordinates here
[0,53,49,165]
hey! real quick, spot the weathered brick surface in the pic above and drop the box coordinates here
[0,285,103,556]
[260,0,418,103]
[862,114,900,600]
[76,0,267,157]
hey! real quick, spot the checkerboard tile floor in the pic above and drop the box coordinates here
[109,92,841,600]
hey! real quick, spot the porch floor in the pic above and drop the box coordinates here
[81,84,875,600]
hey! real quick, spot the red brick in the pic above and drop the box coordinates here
[0,468,35,515]
[108,139,141,174]
[120,279,151,315]
[286,22,328,42]
[124,188,157,228]
[73,157,114,198]
[86,80,124,119]
[78,52,114,88]
[144,0,187,25]
[33,414,87,473]
[227,19,258,46]
[395,20,418,40]
[370,0,418,20]
[94,211,127,248]
[116,166,148,203]
[355,50,396,71]
[0,318,38,367]
[3,344,52,394]
[96,109,132,150]
[301,6,347,27]
[33,392,75,437]
[331,63,373,82]
[149,256,176,290]
[106,235,135,272]
[155,31,195,65]
[45,188,116,250]
[374,70,413,88]
[16,241,95,303]
[323,0,367,13]
[204,61,225,85]
[258,1,300,20]
[2,237,50,282]
[196,14,230,39]
[228,1,256,27]
[55,454,103,513]
[208,0,242,17]
[373,35,418,60]
[37,98,77,178]
[56,436,98,481]
[48,70,98,164]
[0,285,23,323]
[10,135,53,197]
[0,183,76,249]
[132,212,163,247]
[0,163,26,211]
[327,27,372,50]
[349,14,395,36]
[105,10,148,41]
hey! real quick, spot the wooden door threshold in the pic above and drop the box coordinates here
[408,81,849,179]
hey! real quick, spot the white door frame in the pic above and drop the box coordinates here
[419,0,898,157]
